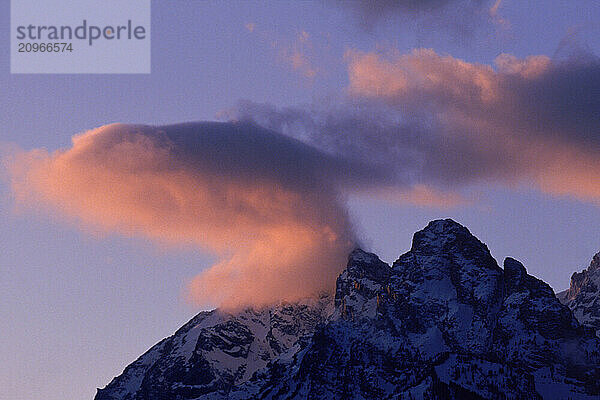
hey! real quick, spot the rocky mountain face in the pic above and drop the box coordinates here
[558,252,600,337]
[96,219,600,400]
[95,295,331,400]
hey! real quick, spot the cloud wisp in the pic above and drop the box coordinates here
[5,122,369,309]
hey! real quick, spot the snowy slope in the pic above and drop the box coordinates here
[95,295,331,399]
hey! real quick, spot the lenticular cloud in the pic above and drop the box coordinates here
[6,122,358,309]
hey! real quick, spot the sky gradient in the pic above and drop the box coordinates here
[1,1,600,400]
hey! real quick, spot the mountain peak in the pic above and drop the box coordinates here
[562,251,600,301]
[345,248,390,282]
[97,222,600,400]
[559,250,600,337]
[410,219,493,260]
[347,247,380,264]
[424,217,466,232]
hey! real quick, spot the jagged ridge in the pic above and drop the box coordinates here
[558,252,600,337]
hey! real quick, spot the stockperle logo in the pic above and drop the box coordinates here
[11,0,150,74]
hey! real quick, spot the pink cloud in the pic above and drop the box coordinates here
[5,122,356,309]
[375,185,470,209]
[344,48,600,203]
[277,31,318,79]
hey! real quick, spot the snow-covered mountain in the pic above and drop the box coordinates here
[558,252,600,337]
[95,294,331,400]
[96,219,600,399]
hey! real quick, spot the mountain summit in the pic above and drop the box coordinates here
[96,219,600,399]
[558,252,600,337]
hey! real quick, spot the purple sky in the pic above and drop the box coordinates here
[1,1,600,399]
